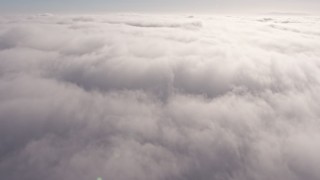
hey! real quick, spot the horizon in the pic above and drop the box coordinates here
[0,0,319,15]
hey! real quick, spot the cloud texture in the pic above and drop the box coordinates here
[0,14,320,180]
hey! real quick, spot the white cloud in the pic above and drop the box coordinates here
[0,14,320,180]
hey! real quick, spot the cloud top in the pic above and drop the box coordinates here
[0,14,320,180]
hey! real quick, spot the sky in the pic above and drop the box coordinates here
[0,0,319,14]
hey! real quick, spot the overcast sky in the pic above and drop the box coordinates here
[0,0,319,14]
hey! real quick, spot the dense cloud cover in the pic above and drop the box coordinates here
[0,14,320,180]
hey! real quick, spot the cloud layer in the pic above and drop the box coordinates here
[0,14,320,180]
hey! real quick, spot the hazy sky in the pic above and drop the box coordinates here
[0,0,319,14]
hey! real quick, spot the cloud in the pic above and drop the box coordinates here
[0,14,320,180]
[106,20,203,30]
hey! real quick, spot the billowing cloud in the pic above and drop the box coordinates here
[0,14,320,180]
